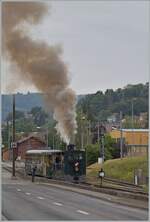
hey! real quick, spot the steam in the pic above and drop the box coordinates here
[2,2,77,144]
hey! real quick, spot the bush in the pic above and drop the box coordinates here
[85,134,116,166]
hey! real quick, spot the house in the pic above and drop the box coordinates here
[5,135,47,161]
[110,129,149,157]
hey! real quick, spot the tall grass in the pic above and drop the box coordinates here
[87,155,148,183]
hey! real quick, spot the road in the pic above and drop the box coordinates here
[2,168,148,220]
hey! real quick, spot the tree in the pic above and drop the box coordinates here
[30,106,48,126]
[76,82,148,124]
[6,110,25,121]
[85,134,117,166]
[15,118,36,133]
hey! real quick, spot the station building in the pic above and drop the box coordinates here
[2,135,46,161]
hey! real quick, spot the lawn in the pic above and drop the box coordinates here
[86,155,148,183]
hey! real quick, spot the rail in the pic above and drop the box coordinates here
[3,164,148,201]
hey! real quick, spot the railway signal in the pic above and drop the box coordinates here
[74,161,80,172]
[99,168,105,186]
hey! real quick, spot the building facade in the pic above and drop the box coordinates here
[110,129,149,157]
[2,136,47,161]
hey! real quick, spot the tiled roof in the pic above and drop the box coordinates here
[17,135,46,144]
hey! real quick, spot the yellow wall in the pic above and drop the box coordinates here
[110,130,148,145]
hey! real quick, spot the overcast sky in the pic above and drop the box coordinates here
[2,0,149,94]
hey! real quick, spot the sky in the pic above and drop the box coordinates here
[2,0,149,95]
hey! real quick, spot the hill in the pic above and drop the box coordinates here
[2,93,84,122]
[2,82,148,123]
[2,92,44,121]
[87,155,148,183]
[77,82,148,122]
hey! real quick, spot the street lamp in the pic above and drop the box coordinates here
[131,99,136,156]
[120,111,123,159]
[81,116,85,149]
[12,94,16,177]
[99,124,105,163]
[36,126,49,148]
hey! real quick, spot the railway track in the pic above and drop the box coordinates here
[3,164,148,200]
[83,181,147,196]
[103,177,146,194]
[104,176,142,188]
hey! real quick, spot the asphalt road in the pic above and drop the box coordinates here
[2,168,148,220]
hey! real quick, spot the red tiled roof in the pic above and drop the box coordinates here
[17,135,46,145]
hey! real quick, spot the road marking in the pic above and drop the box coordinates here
[53,202,63,206]
[17,189,21,192]
[77,210,89,215]
[25,192,31,195]
[37,196,45,200]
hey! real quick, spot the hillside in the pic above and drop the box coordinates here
[87,155,148,183]
[2,83,148,123]
[2,93,84,121]
[2,92,44,121]
[77,82,148,122]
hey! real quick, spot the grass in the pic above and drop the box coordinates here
[86,155,148,184]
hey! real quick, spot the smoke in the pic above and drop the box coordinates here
[2,2,77,144]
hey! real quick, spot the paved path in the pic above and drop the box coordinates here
[2,168,148,220]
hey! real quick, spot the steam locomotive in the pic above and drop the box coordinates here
[25,144,86,182]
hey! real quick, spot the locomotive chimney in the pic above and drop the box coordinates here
[67,144,76,151]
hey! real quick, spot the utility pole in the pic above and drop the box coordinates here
[53,133,55,149]
[46,128,49,148]
[131,100,135,156]
[101,134,105,162]
[97,121,100,144]
[120,111,123,159]
[99,125,105,162]
[81,116,85,149]
[12,94,16,177]
[81,129,84,149]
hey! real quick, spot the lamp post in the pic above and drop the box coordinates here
[131,99,135,156]
[36,126,49,148]
[53,133,55,150]
[81,116,85,149]
[99,124,105,163]
[12,94,16,177]
[120,111,123,159]
[97,121,100,144]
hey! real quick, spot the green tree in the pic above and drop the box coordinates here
[6,110,25,121]
[15,118,36,133]
[30,106,48,126]
[85,134,117,166]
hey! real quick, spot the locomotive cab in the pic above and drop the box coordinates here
[64,144,86,182]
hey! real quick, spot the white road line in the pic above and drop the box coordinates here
[53,202,63,206]
[17,189,21,192]
[37,196,45,200]
[77,210,89,215]
[25,192,31,195]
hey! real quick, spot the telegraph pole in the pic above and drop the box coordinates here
[100,125,105,162]
[120,111,123,159]
[131,100,135,157]
[12,94,16,177]
[46,128,49,148]
[97,121,100,144]
[81,116,85,149]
